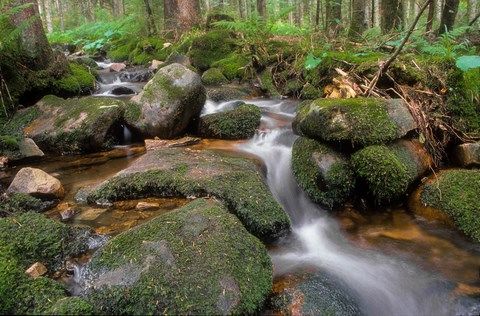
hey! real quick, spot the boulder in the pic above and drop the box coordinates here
[126,63,206,138]
[292,137,355,209]
[188,30,237,71]
[23,95,125,154]
[351,139,432,203]
[81,147,290,242]
[293,98,417,147]
[198,104,261,140]
[110,86,135,95]
[202,68,229,86]
[109,62,127,72]
[165,52,191,67]
[454,142,480,167]
[0,136,44,161]
[206,85,249,102]
[17,138,45,159]
[7,167,65,199]
[84,198,272,315]
[411,169,480,241]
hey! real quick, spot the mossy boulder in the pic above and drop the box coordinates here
[202,67,229,85]
[351,140,431,203]
[259,67,282,97]
[189,30,237,71]
[198,104,261,140]
[53,62,96,97]
[84,198,272,315]
[82,147,290,241]
[207,85,249,102]
[20,95,125,154]
[211,53,251,81]
[127,63,206,138]
[292,137,355,209]
[293,98,417,147]
[0,193,47,216]
[300,83,323,100]
[415,169,480,241]
[48,297,94,315]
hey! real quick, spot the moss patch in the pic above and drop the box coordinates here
[0,193,45,216]
[292,137,355,209]
[212,53,251,80]
[198,104,261,140]
[53,62,96,97]
[201,68,229,85]
[85,198,272,315]
[48,297,94,315]
[420,169,480,241]
[189,30,237,71]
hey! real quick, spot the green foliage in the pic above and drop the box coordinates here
[0,244,24,314]
[456,55,480,71]
[0,135,19,151]
[189,30,237,71]
[421,169,480,241]
[16,277,66,314]
[304,52,326,70]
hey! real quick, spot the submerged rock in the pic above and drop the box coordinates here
[454,142,480,167]
[292,137,355,209]
[351,139,432,203]
[293,98,417,147]
[22,95,125,154]
[126,63,206,138]
[198,104,261,140]
[144,136,201,151]
[82,147,290,241]
[84,198,272,315]
[7,167,65,199]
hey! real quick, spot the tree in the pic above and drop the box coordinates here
[177,0,201,31]
[349,0,366,39]
[438,0,460,34]
[257,0,267,20]
[326,0,342,36]
[380,0,403,33]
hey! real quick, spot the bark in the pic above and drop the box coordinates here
[257,0,267,20]
[349,0,366,38]
[143,0,157,35]
[177,0,201,31]
[113,0,124,17]
[426,0,435,33]
[373,0,380,26]
[380,0,404,33]
[326,0,342,36]
[55,0,65,31]
[164,0,178,33]
[467,0,477,24]
[315,0,321,29]
[438,0,459,34]
[239,0,246,19]
[44,0,53,33]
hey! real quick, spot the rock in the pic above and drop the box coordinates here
[109,62,126,72]
[0,193,48,215]
[23,95,125,154]
[18,138,44,158]
[165,52,191,67]
[48,297,94,315]
[82,147,290,242]
[135,201,159,210]
[0,137,44,162]
[75,208,107,221]
[149,59,164,70]
[411,169,480,241]
[84,198,272,315]
[25,262,47,279]
[206,85,249,102]
[118,68,153,82]
[0,156,8,168]
[293,98,417,147]
[454,142,480,167]
[351,139,432,203]
[189,30,237,71]
[7,167,65,199]
[144,136,201,151]
[110,86,135,95]
[57,203,76,220]
[259,67,282,97]
[198,104,261,140]
[126,63,206,138]
[201,68,229,86]
[292,137,355,209]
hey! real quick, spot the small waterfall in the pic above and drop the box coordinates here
[122,125,132,145]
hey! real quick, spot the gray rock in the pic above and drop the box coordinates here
[454,142,480,167]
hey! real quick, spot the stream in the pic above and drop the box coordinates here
[3,61,480,315]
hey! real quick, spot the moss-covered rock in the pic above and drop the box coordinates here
[82,148,290,241]
[293,98,417,147]
[211,53,251,80]
[292,137,355,209]
[198,104,261,140]
[202,67,229,85]
[127,63,206,138]
[189,30,237,71]
[351,140,431,203]
[416,169,480,241]
[0,193,47,216]
[300,83,323,100]
[16,277,67,315]
[259,67,282,97]
[206,85,249,102]
[21,95,125,154]
[85,198,272,315]
[53,62,96,97]
[48,297,94,315]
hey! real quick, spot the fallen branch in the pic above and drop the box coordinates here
[469,12,480,26]
[365,0,432,96]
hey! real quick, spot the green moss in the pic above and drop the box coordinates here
[0,107,40,137]
[16,277,66,315]
[0,244,24,314]
[107,38,138,62]
[86,148,290,242]
[86,198,272,315]
[0,135,19,152]
[198,104,261,139]
[201,67,229,85]
[53,62,96,97]
[124,101,142,123]
[0,193,45,216]
[351,145,410,203]
[48,297,94,315]
[292,137,355,209]
[131,37,171,65]
[421,169,480,241]
[294,98,399,147]
[300,83,323,99]
[259,67,281,97]
[211,53,251,80]
[189,30,237,71]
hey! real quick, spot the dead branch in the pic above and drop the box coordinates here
[469,12,480,26]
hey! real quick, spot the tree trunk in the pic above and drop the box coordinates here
[426,0,435,33]
[315,0,321,29]
[349,0,366,38]
[55,0,65,31]
[44,0,53,33]
[257,0,267,20]
[467,0,477,24]
[164,0,178,34]
[380,0,403,33]
[373,0,380,26]
[113,0,124,17]
[239,0,246,19]
[143,0,157,35]
[438,0,459,34]
[326,0,342,36]
[177,0,201,32]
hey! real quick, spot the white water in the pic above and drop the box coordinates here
[232,99,472,316]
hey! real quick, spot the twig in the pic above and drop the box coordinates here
[469,12,480,26]
[365,0,432,96]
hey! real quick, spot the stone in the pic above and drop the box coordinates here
[149,59,164,70]
[144,136,201,151]
[17,138,44,158]
[57,203,76,220]
[7,167,64,199]
[0,156,8,168]
[110,86,135,95]
[165,53,191,67]
[454,142,480,167]
[135,201,160,210]
[201,68,229,86]
[84,198,272,315]
[25,262,47,279]
[75,208,107,221]
[118,68,153,82]
[127,63,206,138]
[109,62,126,72]
[206,85,249,102]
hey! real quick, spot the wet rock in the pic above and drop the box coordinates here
[126,63,206,138]
[292,137,355,209]
[57,202,76,220]
[75,208,107,221]
[109,62,126,72]
[17,138,44,159]
[144,136,201,151]
[206,85,249,102]
[135,201,159,210]
[22,95,125,154]
[82,147,290,242]
[293,98,417,147]
[411,169,480,241]
[351,139,432,203]
[149,59,164,70]
[84,198,272,315]
[110,86,135,95]
[454,142,480,167]
[7,167,65,199]
[198,104,261,140]
[118,68,153,82]
[25,262,47,279]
